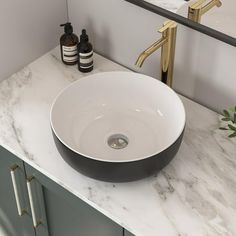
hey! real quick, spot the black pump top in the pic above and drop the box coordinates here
[60,22,73,34]
[80,29,89,43]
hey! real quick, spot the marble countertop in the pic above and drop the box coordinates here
[143,0,187,13]
[0,47,236,236]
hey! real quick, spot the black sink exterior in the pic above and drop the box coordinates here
[52,130,184,182]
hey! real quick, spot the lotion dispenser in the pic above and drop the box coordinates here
[60,22,78,65]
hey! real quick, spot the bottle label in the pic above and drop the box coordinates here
[79,51,93,69]
[62,45,78,63]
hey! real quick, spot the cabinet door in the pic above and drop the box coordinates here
[0,145,35,236]
[124,230,135,236]
[25,163,123,236]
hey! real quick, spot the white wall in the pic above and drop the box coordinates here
[0,0,67,81]
[174,26,235,112]
[68,0,236,113]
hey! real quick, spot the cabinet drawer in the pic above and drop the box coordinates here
[25,163,123,236]
[0,145,35,236]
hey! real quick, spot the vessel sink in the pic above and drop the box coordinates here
[50,72,185,182]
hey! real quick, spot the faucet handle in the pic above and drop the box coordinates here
[158,21,177,33]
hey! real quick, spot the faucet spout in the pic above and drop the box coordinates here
[201,0,222,16]
[188,0,222,23]
[135,20,177,88]
[135,37,168,67]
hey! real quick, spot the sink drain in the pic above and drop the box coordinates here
[107,134,129,149]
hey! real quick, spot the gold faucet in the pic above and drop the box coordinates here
[188,0,222,23]
[135,20,177,88]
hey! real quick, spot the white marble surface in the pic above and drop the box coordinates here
[144,0,187,13]
[0,47,236,236]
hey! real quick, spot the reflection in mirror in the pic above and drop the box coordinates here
[179,0,236,38]
[187,0,222,23]
[144,0,188,13]
[144,0,236,39]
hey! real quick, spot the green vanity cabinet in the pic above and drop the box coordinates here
[124,230,135,236]
[0,146,35,236]
[0,144,133,236]
[24,163,124,236]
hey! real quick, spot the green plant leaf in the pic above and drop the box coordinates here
[222,117,231,121]
[228,132,236,138]
[228,124,236,131]
[223,109,230,117]
[221,107,236,138]
[219,127,228,130]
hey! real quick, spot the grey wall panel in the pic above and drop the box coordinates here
[68,0,165,78]
[68,0,236,113]
[0,0,67,81]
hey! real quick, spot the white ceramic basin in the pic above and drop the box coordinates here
[50,71,185,181]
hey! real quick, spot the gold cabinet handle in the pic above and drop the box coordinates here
[10,165,25,216]
[27,177,41,228]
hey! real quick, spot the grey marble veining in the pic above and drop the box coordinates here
[0,47,235,236]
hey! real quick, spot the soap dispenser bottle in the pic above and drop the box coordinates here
[78,29,93,73]
[60,22,79,65]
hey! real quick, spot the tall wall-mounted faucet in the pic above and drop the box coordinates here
[188,0,222,23]
[135,21,177,88]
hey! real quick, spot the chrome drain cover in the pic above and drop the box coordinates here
[107,134,129,149]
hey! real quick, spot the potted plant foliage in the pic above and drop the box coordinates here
[220,106,236,138]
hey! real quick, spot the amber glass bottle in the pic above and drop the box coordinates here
[60,23,78,65]
[78,29,93,73]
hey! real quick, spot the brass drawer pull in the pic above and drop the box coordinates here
[10,165,25,216]
[27,177,42,228]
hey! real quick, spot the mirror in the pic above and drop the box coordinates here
[125,0,236,46]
